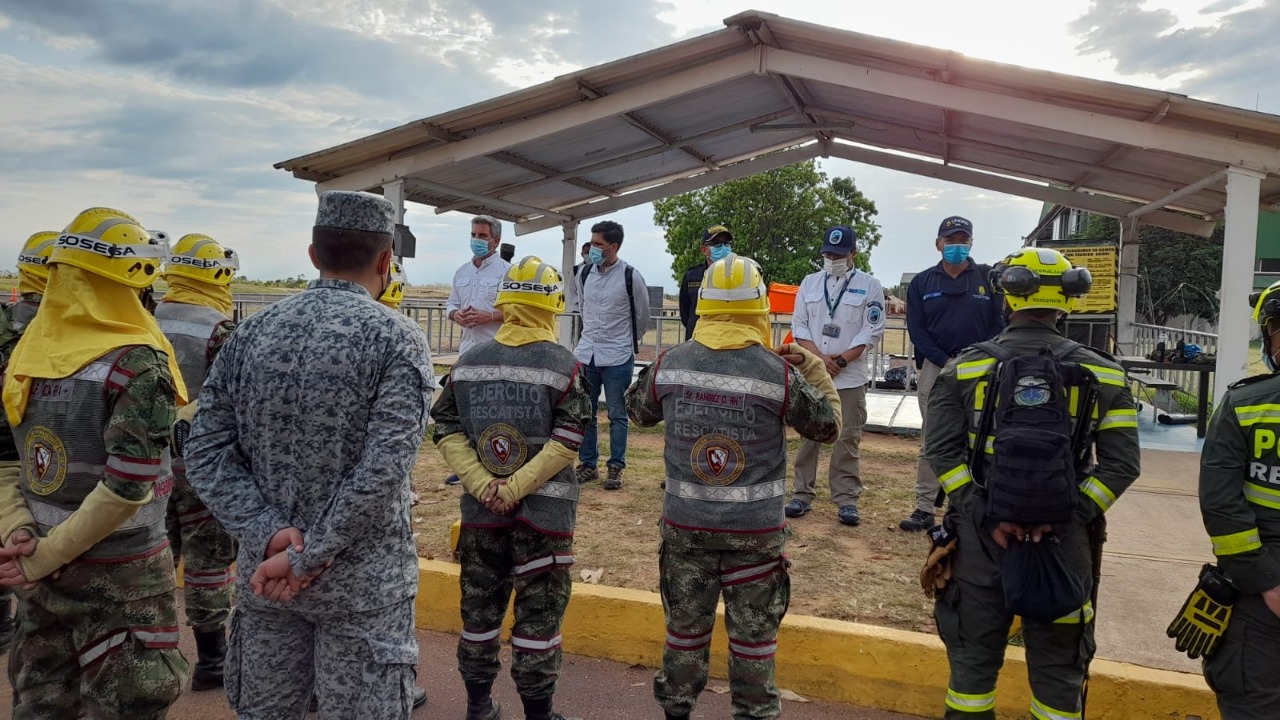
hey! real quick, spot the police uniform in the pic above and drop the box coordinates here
[924,248,1140,719]
[1,209,189,720]
[787,227,885,520]
[185,192,435,719]
[678,261,708,340]
[1196,283,1280,717]
[905,258,1004,525]
[155,232,241,691]
[626,254,842,720]
[433,257,592,720]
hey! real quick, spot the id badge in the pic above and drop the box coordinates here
[821,323,842,339]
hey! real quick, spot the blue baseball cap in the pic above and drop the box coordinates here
[821,225,856,256]
[938,216,973,239]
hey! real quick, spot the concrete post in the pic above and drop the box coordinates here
[1116,219,1141,355]
[560,222,578,350]
[1217,167,1264,407]
[384,180,406,264]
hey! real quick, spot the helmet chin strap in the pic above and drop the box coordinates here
[1266,322,1280,373]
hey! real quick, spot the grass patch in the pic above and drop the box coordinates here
[412,420,938,634]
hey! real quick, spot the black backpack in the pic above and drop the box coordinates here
[972,340,1093,526]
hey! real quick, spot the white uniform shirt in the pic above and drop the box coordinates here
[446,254,510,355]
[791,268,887,390]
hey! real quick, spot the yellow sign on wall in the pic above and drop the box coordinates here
[1050,244,1118,314]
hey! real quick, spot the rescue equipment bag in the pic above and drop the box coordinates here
[972,341,1085,526]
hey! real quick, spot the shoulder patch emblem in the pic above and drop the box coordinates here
[866,301,884,325]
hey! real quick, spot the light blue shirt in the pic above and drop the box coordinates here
[572,258,650,367]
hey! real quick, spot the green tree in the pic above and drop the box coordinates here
[1073,215,1223,325]
[652,159,882,286]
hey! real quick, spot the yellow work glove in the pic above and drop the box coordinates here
[1167,563,1238,659]
[436,433,500,501]
[170,399,198,459]
[496,441,577,504]
[778,343,843,435]
[919,520,957,599]
[18,482,153,582]
[0,460,36,546]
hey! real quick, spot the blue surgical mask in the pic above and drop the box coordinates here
[943,244,970,265]
[588,246,605,265]
[709,244,732,262]
[470,239,491,258]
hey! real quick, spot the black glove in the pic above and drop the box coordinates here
[1167,564,1238,659]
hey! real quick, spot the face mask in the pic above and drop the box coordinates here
[943,244,971,265]
[470,239,490,258]
[709,244,732,262]
[823,257,850,277]
[588,246,605,265]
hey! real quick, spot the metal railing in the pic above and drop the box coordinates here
[229,292,917,389]
[1130,322,1219,397]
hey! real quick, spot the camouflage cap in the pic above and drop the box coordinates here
[315,191,395,235]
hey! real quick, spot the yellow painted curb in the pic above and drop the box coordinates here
[416,560,1217,719]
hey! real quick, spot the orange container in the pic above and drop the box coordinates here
[768,283,798,345]
[768,283,798,314]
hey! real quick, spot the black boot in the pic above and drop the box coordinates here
[190,628,227,691]
[465,681,502,720]
[521,694,578,720]
[0,596,13,655]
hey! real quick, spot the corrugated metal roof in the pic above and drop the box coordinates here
[275,9,1280,236]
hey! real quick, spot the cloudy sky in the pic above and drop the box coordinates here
[1,0,1276,292]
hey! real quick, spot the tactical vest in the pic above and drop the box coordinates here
[654,343,789,535]
[452,340,580,535]
[13,347,172,562]
[156,301,228,475]
[10,298,39,333]
[155,300,228,398]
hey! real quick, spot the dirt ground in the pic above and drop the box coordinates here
[411,423,938,634]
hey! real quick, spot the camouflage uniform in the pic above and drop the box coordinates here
[8,346,187,720]
[627,342,841,720]
[156,300,237,632]
[0,300,28,637]
[185,279,435,719]
[925,323,1140,719]
[431,339,592,703]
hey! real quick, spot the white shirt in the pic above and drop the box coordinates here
[572,258,650,367]
[791,268,887,390]
[446,253,510,355]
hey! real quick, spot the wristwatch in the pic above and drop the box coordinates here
[834,355,848,368]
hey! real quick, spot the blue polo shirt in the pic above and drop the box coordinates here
[907,261,1005,368]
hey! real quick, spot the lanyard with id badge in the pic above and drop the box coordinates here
[822,274,853,339]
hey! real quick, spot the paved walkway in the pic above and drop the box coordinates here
[1093,422,1210,675]
[0,627,921,719]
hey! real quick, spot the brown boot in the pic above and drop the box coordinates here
[604,465,623,491]
[575,463,598,484]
